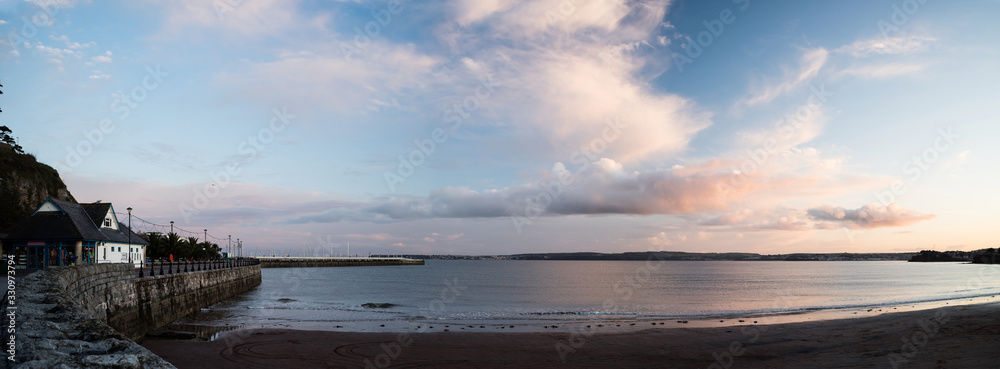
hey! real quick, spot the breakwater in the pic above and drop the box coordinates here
[258,256,424,268]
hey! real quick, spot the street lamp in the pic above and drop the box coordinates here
[127,207,132,267]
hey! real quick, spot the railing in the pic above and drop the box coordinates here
[135,258,260,278]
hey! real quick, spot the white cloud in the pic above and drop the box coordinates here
[435,0,707,164]
[807,203,935,229]
[50,34,95,49]
[736,48,828,108]
[836,62,928,79]
[91,50,112,63]
[836,35,934,57]
[155,0,308,36]
[215,45,442,112]
[32,42,76,59]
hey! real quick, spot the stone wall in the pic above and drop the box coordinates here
[42,263,261,340]
[11,267,175,368]
[126,265,261,340]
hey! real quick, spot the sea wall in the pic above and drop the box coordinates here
[46,263,261,341]
[11,266,175,368]
[9,263,261,368]
[127,265,261,340]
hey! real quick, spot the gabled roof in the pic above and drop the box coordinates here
[80,202,114,228]
[4,198,148,245]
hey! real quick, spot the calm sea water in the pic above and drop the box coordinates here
[176,260,1000,333]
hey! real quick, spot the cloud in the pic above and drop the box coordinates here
[291,153,872,224]
[91,50,112,63]
[50,34,95,49]
[213,0,709,165]
[835,62,928,79]
[736,48,828,108]
[807,203,935,229]
[436,0,708,163]
[155,0,306,36]
[452,0,638,37]
[215,45,442,112]
[835,35,934,57]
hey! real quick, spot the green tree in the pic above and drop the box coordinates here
[0,82,25,155]
[182,237,200,259]
[141,232,165,259]
[164,232,184,259]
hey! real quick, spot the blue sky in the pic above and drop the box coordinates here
[2,0,998,256]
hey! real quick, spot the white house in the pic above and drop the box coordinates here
[2,198,148,269]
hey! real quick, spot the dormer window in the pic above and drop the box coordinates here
[103,217,113,228]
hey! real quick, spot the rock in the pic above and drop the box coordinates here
[82,354,141,368]
[361,303,396,309]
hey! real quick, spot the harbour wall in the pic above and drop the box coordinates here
[47,262,261,341]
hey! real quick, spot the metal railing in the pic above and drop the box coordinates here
[135,258,260,278]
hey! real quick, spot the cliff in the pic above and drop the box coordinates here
[0,148,75,232]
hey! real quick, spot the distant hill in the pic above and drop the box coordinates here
[908,250,971,262]
[0,148,75,231]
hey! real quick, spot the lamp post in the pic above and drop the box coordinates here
[169,221,174,262]
[228,235,231,260]
[127,207,133,268]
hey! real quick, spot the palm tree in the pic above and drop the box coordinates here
[182,237,199,259]
[209,243,222,259]
[165,232,183,260]
[142,232,165,259]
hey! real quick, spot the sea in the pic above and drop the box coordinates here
[172,260,1000,336]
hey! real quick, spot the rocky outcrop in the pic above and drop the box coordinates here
[0,150,75,232]
[8,269,175,369]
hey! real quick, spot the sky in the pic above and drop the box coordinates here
[1,0,998,256]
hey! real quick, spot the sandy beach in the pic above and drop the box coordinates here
[141,302,1000,368]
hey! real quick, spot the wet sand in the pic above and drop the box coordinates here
[141,302,1000,368]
